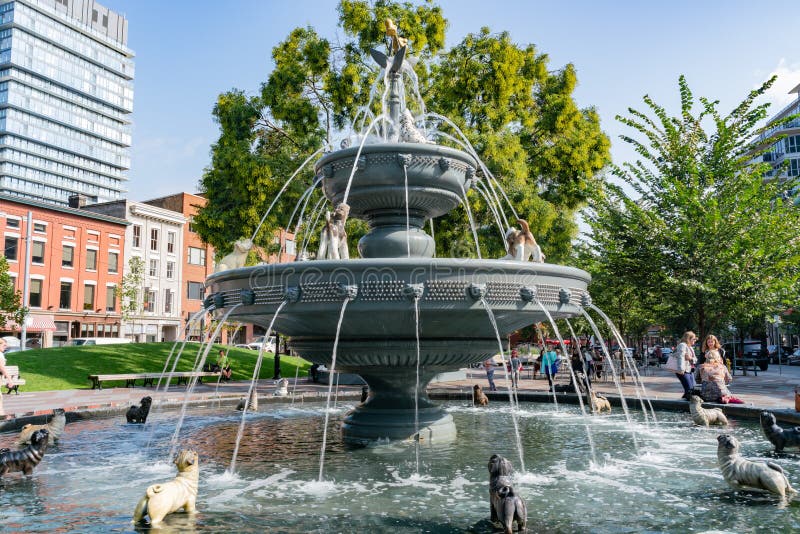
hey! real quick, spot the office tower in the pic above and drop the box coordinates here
[0,0,133,205]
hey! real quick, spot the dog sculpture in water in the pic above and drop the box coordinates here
[717,434,796,500]
[273,378,289,397]
[473,384,489,406]
[487,454,527,534]
[688,395,728,427]
[237,388,258,411]
[133,449,199,526]
[17,408,66,446]
[0,429,48,477]
[126,396,153,424]
[760,411,800,452]
[589,391,611,413]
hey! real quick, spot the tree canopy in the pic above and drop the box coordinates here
[0,256,25,329]
[582,76,800,340]
[193,0,610,261]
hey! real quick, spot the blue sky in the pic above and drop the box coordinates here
[110,0,800,200]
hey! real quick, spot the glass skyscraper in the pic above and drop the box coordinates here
[759,83,800,181]
[0,0,132,205]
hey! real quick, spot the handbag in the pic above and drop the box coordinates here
[664,355,680,372]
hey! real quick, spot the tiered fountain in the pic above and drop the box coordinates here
[204,32,590,446]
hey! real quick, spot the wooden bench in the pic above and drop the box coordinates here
[733,358,760,376]
[88,371,221,390]
[4,365,25,394]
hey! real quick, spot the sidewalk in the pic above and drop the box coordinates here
[2,364,799,429]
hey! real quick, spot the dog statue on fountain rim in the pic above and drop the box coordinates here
[473,384,489,406]
[487,454,527,534]
[236,387,258,411]
[214,237,253,273]
[501,219,545,263]
[717,434,796,499]
[317,203,349,260]
[689,395,728,427]
[760,411,800,452]
[273,378,290,397]
[589,390,611,413]
[1,429,49,477]
[17,408,66,446]
[133,449,199,526]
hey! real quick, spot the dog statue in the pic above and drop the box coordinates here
[17,408,66,446]
[760,411,800,452]
[236,388,258,411]
[474,384,489,406]
[500,219,545,263]
[589,391,611,413]
[399,109,429,144]
[273,378,289,397]
[214,238,253,272]
[689,395,728,427]
[487,454,527,534]
[318,203,349,260]
[126,396,153,424]
[1,429,48,476]
[133,449,199,526]
[717,434,796,499]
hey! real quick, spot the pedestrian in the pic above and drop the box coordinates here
[697,335,739,403]
[653,345,663,365]
[483,358,497,391]
[571,347,590,392]
[510,349,521,389]
[0,338,16,418]
[540,343,559,391]
[665,331,697,400]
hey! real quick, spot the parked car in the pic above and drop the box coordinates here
[658,347,673,364]
[786,349,800,366]
[243,336,276,352]
[722,340,769,371]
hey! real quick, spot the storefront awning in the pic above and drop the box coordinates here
[3,315,57,332]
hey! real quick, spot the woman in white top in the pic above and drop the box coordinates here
[666,331,697,400]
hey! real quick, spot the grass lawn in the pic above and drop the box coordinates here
[4,342,310,392]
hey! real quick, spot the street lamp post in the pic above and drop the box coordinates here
[20,211,32,350]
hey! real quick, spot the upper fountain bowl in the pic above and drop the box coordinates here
[315,143,478,221]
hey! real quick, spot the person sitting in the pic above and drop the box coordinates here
[698,343,739,403]
[216,349,232,381]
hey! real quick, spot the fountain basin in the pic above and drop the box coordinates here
[206,258,589,443]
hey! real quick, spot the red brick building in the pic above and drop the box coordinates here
[0,194,128,347]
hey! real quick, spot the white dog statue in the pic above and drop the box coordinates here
[318,203,350,260]
[214,238,252,272]
[500,219,545,263]
[689,395,728,426]
[717,434,796,499]
[133,449,200,526]
[589,391,611,413]
[273,378,290,397]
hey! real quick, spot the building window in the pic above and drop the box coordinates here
[32,241,45,264]
[164,288,172,314]
[143,289,156,313]
[790,159,800,178]
[83,284,95,310]
[132,225,141,248]
[149,258,158,277]
[167,231,175,254]
[4,236,17,261]
[285,239,296,256]
[30,279,43,308]
[6,218,19,229]
[166,261,175,280]
[150,228,159,251]
[33,222,46,233]
[187,281,204,300]
[59,281,72,309]
[785,135,800,154]
[106,285,116,312]
[108,251,118,274]
[187,246,206,266]
[86,249,97,270]
[62,245,74,267]
[188,216,196,233]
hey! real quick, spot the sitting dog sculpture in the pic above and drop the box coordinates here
[237,388,259,411]
[689,395,728,427]
[1,429,48,477]
[126,396,153,424]
[318,203,349,260]
[487,454,527,534]
[717,434,796,499]
[133,449,199,526]
[501,219,545,263]
[17,408,66,446]
[273,378,289,397]
[589,391,611,413]
[760,411,800,452]
[473,384,489,406]
[214,238,253,273]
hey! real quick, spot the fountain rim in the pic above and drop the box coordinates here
[314,141,479,171]
[206,257,591,285]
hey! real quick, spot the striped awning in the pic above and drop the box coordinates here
[3,315,57,332]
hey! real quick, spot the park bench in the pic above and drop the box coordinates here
[4,365,25,394]
[733,357,760,377]
[88,371,221,390]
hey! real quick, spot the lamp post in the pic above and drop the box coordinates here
[20,211,32,350]
[774,314,783,375]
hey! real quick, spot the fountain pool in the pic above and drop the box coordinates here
[1,402,798,532]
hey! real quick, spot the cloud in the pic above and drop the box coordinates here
[755,58,800,110]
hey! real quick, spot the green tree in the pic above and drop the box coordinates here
[194,0,610,260]
[583,76,800,340]
[120,256,145,327]
[0,256,25,329]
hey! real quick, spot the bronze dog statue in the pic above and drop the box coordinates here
[474,384,489,406]
[126,396,153,424]
[488,454,527,533]
[760,411,800,452]
[133,449,199,526]
[1,429,49,477]
[17,408,66,446]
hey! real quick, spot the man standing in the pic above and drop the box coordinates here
[510,349,522,389]
[483,358,497,391]
[0,338,17,418]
